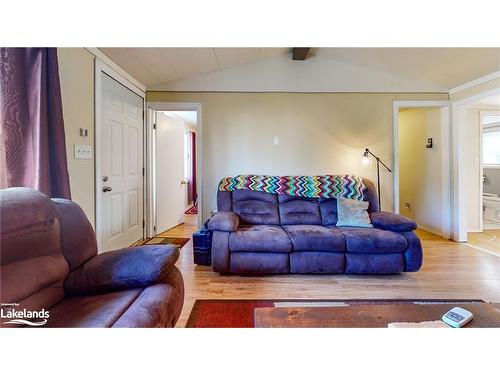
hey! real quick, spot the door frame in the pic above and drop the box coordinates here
[146,102,203,237]
[451,86,500,242]
[393,100,451,239]
[94,59,147,249]
[479,110,500,232]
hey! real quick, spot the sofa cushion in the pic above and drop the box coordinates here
[229,225,292,253]
[336,197,372,228]
[369,211,417,232]
[319,198,338,225]
[283,225,345,252]
[208,211,239,232]
[232,190,280,225]
[337,227,408,253]
[230,252,289,274]
[112,283,177,328]
[345,253,404,274]
[278,196,322,225]
[290,252,345,274]
[65,245,179,296]
[45,288,142,327]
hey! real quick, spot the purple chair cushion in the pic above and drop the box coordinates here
[65,245,180,296]
[283,225,345,252]
[229,225,292,253]
[370,211,417,232]
[278,196,322,225]
[337,227,408,253]
[208,211,240,232]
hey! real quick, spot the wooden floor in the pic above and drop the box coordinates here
[162,216,500,327]
[468,230,500,257]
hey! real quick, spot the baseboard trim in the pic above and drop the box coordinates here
[418,224,443,237]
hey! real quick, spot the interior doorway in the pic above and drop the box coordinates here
[464,92,500,256]
[146,102,202,238]
[393,101,451,239]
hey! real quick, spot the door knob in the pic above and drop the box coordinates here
[102,186,112,192]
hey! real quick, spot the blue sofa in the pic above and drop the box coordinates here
[208,178,422,274]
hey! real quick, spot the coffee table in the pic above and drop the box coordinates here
[254,303,500,328]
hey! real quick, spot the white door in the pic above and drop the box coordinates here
[99,74,144,251]
[155,112,187,233]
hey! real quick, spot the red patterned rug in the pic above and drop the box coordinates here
[185,299,485,328]
[185,203,198,215]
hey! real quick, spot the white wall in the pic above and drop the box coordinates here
[398,107,446,235]
[155,112,187,233]
[463,108,482,232]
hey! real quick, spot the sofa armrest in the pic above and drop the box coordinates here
[65,245,179,296]
[369,211,417,232]
[208,211,239,232]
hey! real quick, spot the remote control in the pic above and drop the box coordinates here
[441,307,473,328]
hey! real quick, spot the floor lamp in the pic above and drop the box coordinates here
[362,148,392,210]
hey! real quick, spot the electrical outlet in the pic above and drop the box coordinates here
[74,144,92,160]
[273,136,280,146]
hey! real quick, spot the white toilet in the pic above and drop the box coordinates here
[483,193,500,224]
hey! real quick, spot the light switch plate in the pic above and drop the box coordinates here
[74,144,92,159]
[273,136,280,145]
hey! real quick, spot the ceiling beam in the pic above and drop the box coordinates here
[292,48,310,61]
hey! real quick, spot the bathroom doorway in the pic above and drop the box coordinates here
[465,93,500,256]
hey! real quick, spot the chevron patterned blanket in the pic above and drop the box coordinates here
[218,174,367,200]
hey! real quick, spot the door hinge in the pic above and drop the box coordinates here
[142,167,145,176]
[153,123,156,130]
[142,110,145,119]
[153,226,156,232]
[142,220,145,229]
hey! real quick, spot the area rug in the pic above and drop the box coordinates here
[185,299,485,328]
[142,237,190,248]
[185,203,198,215]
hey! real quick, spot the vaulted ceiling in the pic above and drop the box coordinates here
[99,48,500,92]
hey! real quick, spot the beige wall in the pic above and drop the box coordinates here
[148,91,448,221]
[398,108,446,235]
[58,48,96,226]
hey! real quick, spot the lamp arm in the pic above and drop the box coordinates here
[366,149,392,172]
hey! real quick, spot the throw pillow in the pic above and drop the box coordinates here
[336,197,373,227]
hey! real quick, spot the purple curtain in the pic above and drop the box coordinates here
[0,48,71,199]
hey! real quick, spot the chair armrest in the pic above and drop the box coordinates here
[208,211,239,232]
[65,245,179,296]
[369,211,417,232]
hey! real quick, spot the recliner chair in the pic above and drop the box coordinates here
[0,187,184,328]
